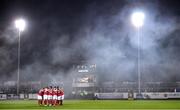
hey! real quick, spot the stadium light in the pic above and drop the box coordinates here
[131,11,145,28]
[131,11,145,94]
[15,19,26,32]
[15,18,26,96]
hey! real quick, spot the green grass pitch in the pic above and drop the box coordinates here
[0,100,180,110]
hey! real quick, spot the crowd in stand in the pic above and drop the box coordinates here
[37,86,64,106]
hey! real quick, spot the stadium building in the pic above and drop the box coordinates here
[72,64,97,99]
[1,62,180,100]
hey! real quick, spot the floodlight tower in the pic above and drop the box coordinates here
[15,18,26,95]
[131,11,145,94]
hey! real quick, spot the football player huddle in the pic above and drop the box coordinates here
[37,86,64,106]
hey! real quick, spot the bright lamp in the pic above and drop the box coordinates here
[131,12,145,28]
[15,19,26,31]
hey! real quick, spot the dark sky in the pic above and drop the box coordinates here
[0,0,180,82]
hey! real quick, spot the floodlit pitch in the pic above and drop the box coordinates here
[0,100,180,109]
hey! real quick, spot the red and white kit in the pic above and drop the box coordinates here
[37,88,44,100]
[48,88,53,101]
[61,89,64,100]
[53,88,58,100]
[57,89,61,101]
[43,88,49,100]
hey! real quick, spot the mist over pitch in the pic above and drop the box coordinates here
[0,0,180,84]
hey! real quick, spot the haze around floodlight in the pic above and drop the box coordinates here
[131,11,145,28]
[15,19,26,31]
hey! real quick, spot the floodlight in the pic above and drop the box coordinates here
[131,12,145,28]
[14,18,26,96]
[15,19,26,31]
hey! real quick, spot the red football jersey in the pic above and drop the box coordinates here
[38,89,44,96]
[49,89,53,95]
[52,89,57,96]
[61,89,64,95]
[44,88,49,95]
[57,89,61,96]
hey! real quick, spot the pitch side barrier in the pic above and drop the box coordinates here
[94,93,129,99]
[0,93,37,100]
[1,92,180,100]
[137,92,180,99]
[94,92,180,100]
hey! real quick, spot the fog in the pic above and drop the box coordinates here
[0,0,180,94]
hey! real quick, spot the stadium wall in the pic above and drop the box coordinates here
[139,92,180,99]
[94,93,128,99]
[1,92,180,100]
[94,92,180,99]
[0,94,37,100]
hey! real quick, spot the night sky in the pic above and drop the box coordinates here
[0,0,180,83]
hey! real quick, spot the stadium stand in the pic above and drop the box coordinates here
[0,80,180,100]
